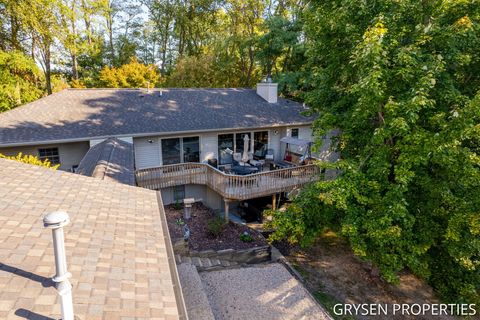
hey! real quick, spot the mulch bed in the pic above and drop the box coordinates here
[165,202,268,251]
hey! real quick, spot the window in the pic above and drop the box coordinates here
[253,131,268,159]
[235,132,251,154]
[162,138,181,165]
[173,185,185,201]
[291,128,299,138]
[218,134,234,165]
[183,137,200,163]
[38,148,60,165]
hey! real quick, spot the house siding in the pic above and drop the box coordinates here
[133,137,161,169]
[0,141,90,171]
[132,126,303,170]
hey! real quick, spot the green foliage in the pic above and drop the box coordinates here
[239,232,253,242]
[0,152,59,169]
[269,0,480,304]
[0,50,43,112]
[166,54,240,88]
[99,58,160,88]
[173,200,182,210]
[207,216,226,238]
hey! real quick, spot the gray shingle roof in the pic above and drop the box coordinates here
[0,158,181,319]
[76,138,135,185]
[0,88,312,146]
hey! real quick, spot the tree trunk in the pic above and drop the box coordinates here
[71,53,78,80]
[45,47,52,95]
[39,41,52,95]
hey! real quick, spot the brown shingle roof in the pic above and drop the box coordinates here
[0,88,313,146]
[0,158,180,319]
[76,138,135,185]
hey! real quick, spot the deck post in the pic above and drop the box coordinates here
[272,193,277,210]
[224,199,230,222]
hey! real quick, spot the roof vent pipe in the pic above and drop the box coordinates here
[43,211,74,320]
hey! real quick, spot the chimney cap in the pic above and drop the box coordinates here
[43,211,70,229]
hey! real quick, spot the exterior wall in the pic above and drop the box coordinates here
[0,141,90,172]
[132,127,303,170]
[161,185,208,206]
[270,127,286,161]
[298,126,313,140]
[161,184,224,212]
[205,186,223,211]
[133,136,161,169]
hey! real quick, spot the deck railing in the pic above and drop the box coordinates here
[135,162,321,200]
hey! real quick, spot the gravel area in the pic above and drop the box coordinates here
[200,263,331,320]
[177,263,215,320]
[165,202,268,251]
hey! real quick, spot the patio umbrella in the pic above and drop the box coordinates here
[242,134,250,163]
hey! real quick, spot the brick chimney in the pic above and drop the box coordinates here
[256,77,278,103]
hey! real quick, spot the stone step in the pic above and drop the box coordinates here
[177,263,215,320]
[176,254,238,271]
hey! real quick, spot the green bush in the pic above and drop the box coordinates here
[207,216,225,238]
[0,153,59,169]
[240,232,253,242]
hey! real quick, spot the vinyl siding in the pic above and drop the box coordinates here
[0,141,90,171]
[133,137,161,169]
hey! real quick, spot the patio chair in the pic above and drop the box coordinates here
[265,149,274,161]
[233,152,242,162]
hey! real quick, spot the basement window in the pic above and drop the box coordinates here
[38,148,60,165]
[173,185,186,202]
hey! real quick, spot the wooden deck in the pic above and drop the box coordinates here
[135,163,321,201]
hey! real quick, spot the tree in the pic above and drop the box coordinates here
[166,54,237,87]
[268,0,480,304]
[0,50,43,112]
[99,57,160,88]
[16,0,60,95]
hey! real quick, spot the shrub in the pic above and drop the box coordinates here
[207,216,225,238]
[0,153,59,169]
[240,232,253,242]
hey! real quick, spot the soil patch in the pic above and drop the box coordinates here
[274,231,457,320]
[165,202,268,251]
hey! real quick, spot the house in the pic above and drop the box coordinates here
[0,83,337,319]
[0,82,337,217]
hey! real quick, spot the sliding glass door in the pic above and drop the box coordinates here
[235,132,251,155]
[183,137,200,162]
[253,131,268,159]
[162,137,200,165]
[161,138,181,165]
[218,134,234,164]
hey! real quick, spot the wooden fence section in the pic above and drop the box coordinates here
[135,163,321,200]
